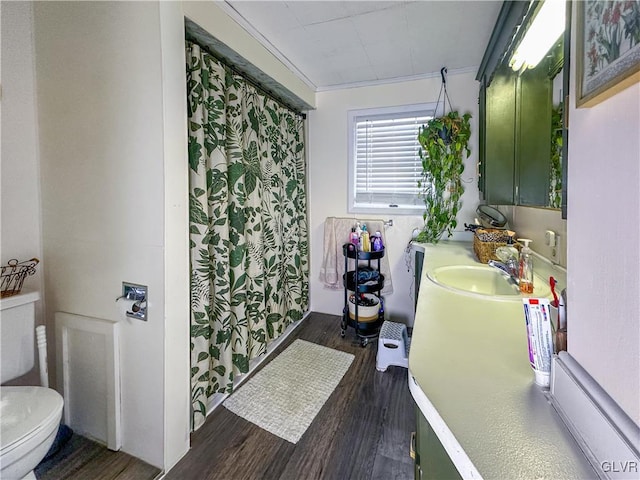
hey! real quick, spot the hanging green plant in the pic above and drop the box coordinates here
[415,68,472,243]
[549,102,563,208]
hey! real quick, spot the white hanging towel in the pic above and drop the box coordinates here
[319,217,393,294]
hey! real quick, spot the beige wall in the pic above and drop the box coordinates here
[33,1,188,468]
[499,206,567,268]
[158,1,192,469]
[308,71,480,325]
[566,3,639,426]
[1,1,45,360]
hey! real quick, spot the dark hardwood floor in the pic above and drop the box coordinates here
[166,312,416,480]
[35,312,415,480]
[35,432,160,480]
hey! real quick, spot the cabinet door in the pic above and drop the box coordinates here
[484,71,516,204]
[415,407,461,480]
[483,66,552,206]
[414,249,424,312]
[516,67,552,206]
[478,82,486,196]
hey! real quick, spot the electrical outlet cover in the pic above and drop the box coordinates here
[545,230,556,247]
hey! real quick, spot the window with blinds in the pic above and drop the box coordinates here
[348,104,435,214]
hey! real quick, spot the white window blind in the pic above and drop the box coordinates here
[348,105,434,214]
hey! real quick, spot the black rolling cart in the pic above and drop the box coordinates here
[341,243,385,347]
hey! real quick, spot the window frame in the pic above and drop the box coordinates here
[347,102,437,215]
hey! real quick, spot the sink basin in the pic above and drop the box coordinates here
[427,265,551,300]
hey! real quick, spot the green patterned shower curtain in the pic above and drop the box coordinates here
[186,41,309,430]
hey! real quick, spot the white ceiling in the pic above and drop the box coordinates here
[223,0,504,91]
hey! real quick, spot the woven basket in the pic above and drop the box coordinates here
[1,258,39,298]
[473,229,517,264]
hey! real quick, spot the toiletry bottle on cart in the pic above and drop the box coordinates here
[372,231,384,251]
[349,227,359,248]
[361,224,370,252]
[518,239,534,294]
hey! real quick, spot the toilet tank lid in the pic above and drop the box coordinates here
[0,386,63,451]
[0,291,40,311]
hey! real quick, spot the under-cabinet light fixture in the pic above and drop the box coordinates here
[510,0,566,72]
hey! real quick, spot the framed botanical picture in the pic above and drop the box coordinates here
[576,0,640,107]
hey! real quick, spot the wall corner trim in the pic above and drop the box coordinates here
[550,352,640,479]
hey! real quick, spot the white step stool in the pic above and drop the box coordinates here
[376,321,410,372]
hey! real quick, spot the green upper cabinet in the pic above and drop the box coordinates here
[481,51,553,206]
[517,66,553,205]
[482,69,517,204]
[495,64,553,206]
[477,0,569,215]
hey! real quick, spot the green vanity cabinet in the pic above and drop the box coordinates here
[414,406,462,480]
[414,248,424,311]
[481,65,552,206]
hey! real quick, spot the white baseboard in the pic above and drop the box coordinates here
[551,352,640,479]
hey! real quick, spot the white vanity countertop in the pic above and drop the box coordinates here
[409,240,596,479]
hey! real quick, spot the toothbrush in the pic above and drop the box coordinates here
[549,276,559,308]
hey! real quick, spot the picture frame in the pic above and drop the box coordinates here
[576,0,640,108]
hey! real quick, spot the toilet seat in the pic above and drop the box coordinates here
[0,386,64,456]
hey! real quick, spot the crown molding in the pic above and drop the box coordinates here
[316,66,479,92]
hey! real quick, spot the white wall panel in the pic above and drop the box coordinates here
[55,312,120,450]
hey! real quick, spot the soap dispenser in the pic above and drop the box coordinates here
[518,239,534,294]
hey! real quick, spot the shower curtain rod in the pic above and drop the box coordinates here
[186,37,307,120]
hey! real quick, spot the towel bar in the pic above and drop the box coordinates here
[333,217,393,228]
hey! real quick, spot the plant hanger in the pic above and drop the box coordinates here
[434,67,453,118]
[415,66,472,244]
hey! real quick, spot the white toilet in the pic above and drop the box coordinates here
[0,292,64,480]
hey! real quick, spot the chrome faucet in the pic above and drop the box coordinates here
[488,259,520,286]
